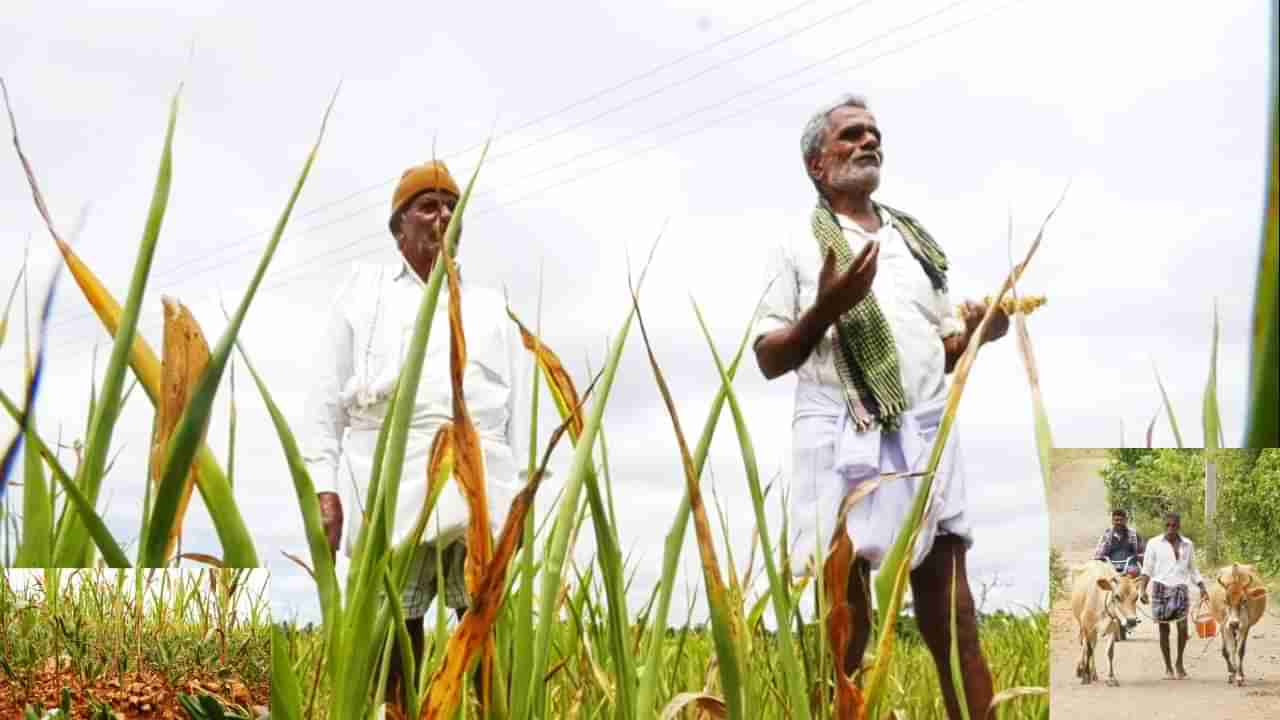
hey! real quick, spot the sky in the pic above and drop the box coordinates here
[0,0,1273,624]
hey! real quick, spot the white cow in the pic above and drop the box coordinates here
[1070,559,1140,686]
[1207,563,1268,686]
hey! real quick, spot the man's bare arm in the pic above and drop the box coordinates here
[755,241,880,380]
[755,301,842,379]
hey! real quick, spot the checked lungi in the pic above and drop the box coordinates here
[400,539,470,619]
[1150,581,1189,623]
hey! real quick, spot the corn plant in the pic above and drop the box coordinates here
[7,48,1275,717]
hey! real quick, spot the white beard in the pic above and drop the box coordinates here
[826,158,880,195]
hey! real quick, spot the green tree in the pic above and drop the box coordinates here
[1219,449,1280,574]
[1100,449,1278,575]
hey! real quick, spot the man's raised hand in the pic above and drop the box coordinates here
[959,299,1010,345]
[816,240,879,323]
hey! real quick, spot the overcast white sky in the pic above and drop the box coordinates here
[1,1,1272,623]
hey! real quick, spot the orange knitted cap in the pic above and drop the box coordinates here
[390,160,460,224]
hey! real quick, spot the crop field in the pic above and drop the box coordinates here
[273,606,1048,719]
[0,59,1271,720]
[0,569,270,719]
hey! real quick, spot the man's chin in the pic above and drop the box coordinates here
[829,169,880,195]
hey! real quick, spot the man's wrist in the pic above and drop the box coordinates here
[810,295,842,329]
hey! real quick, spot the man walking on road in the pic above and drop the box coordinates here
[1138,511,1208,680]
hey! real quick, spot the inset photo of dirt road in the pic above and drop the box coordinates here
[1048,449,1280,719]
[0,568,270,719]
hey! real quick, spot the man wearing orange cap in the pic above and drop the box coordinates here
[299,160,523,706]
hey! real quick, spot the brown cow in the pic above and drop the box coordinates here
[1070,559,1141,685]
[1206,563,1268,686]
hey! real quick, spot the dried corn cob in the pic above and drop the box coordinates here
[955,294,1047,317]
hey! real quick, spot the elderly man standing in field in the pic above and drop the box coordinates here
[754,94,1008,720]
[300,160,523,704]
[1138,511,1208,680]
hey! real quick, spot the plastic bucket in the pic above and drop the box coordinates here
[1194,613,1217,639]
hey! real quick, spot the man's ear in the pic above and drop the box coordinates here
[806,153,824,184]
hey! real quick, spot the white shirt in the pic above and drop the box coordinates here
[758,207,972,572]
[299,260,524,553]
[757,207,964,413]
[1141,534,1204,588]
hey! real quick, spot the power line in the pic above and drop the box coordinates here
[49,0,825,311]
[35,0,924,336]
[24,0,1032,370]
[74,0,893,302]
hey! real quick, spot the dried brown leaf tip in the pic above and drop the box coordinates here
[507,308,585,440]
[150,296,211,562]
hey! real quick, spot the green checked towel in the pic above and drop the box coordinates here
[810,199,948,431]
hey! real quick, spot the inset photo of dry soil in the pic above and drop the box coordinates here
[0,568,270,719]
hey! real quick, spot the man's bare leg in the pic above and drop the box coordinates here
[386,617,427,708]
[1158,622,1175,678]
[843,557,874,678]
[1175,619,1189,678]
[910,535,994,720]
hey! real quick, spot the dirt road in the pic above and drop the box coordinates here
[1048,453,1280,719]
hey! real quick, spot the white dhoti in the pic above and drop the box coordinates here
[788,382,971,575]
[340,425,521,556]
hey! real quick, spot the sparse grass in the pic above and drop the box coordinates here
[0,568,270,719]
[1048,549,1067,604]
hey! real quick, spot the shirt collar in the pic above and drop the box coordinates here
[396,257,462,288]
[835,205,889,236]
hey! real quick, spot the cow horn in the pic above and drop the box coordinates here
[1218,575,1229,589]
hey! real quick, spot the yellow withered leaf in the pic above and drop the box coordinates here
[442,251,495,708]
[506,308,584,441]
[419,431,569,720]
[659,692,727,720]
[149,296,211,564]
[427,421,454,501]
[443,253,491,595]
[824,481,877,720]
[419,384,580,720]
[984,686,1048,720]
[56,239,162,397]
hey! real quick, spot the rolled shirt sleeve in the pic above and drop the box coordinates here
[299,268,359,494]
[756,240,798,343]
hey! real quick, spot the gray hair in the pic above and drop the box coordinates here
[1164,511,1182,525]
[800,94,870,168]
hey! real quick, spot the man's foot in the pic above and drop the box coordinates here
[1164,669,1176,680]
[1176,666,1188,680]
